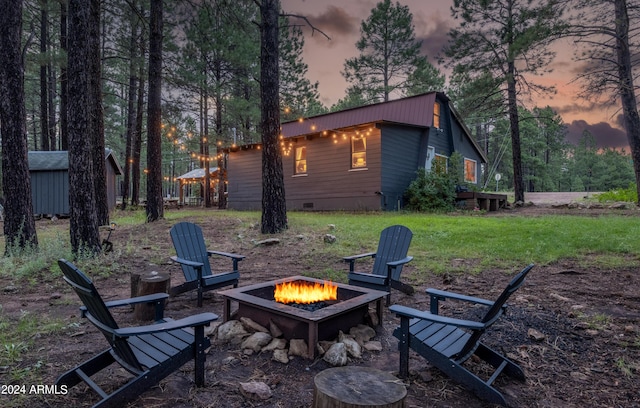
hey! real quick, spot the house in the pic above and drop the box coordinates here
[227,92,487,211]
[28,149,123,216]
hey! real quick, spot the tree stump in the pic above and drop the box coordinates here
[132,271,170,321]
[312,366,406,408]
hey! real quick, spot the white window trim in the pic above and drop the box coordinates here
[464,157,478,183]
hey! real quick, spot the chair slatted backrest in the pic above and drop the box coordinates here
[455,263,535,362]
[371,225,413,281]
[58,259,144,373]
[170,222,212,282]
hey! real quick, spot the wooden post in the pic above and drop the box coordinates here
[133,271,171,321]
[312,366,406,408]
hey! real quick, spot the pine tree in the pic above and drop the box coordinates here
[342,0,433,103]
[445,0,566,203]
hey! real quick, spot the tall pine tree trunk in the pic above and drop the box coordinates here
[40,6,50,151]
[507,68,525,203]
[146,0,163,221]
[0,0,38,253]
[90,0,109,226]
[68,0,100,254]
[260,0,287,234]
[614,0,640,205]
[60,0,68,150]
[132,56,145,207]
[122,13,139,211]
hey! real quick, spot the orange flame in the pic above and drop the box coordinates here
[274,280,338,304]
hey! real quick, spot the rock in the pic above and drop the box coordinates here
[204,321,221,337]
[241,332,272,352]
[350,324,376,345]
[50,292,62,299]
[318,340,336,355]
[239,381,272,400]
[342,337,362,358]
[323,342,347,366]
[527,328,546,342]
[216,320,249,345]
[323,234,336,244]
[272,349,289,364]
[337,330,352,342]
[222,356,240,366]
[3,285,18,293]
[550,293,571,302]
[288,339,308,357]
[255,238,280,246]
[327,224,336,230]
[240,317,269,333]
[269,320,283,338]
[363,341,383,352]
[262,338,287,352]
[624,325,635,333]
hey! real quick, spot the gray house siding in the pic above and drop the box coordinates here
[284,130,381,211]
[228,130,382,211]
[380,125,427,210]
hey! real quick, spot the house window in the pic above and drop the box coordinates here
[464,158,477,183]
[295,146,307,174]
[351,136,367,168]
[433,102,441,129]
[433,154,448,174]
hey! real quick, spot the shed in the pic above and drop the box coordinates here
[28,149,123,216]
[227,92,488,211]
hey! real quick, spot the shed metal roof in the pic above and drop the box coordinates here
[28,149,123,174]
[176,167,218,180]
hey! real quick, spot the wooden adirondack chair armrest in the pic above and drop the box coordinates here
[426,288,497,315]
[343,252,377,272]
[387,256,413,269]
[81,293,169,320]
[389,305,485,330]
[207,250,246,260]
[207,250,246,270]
[170,255,204,269]
[114,312,219,337]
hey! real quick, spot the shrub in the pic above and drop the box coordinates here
[596,184,638,203]
[404,168,456,212]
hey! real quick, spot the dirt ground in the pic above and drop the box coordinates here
[1,202,639,408]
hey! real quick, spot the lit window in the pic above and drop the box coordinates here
[433,154,448,174]
[295,146,307,174]
[433,102,441,129]
[351,136,367,168]
[464,158,477,183]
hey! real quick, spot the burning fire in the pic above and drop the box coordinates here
[274,280,338,304]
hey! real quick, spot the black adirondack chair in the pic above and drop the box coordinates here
[390,263,535,407]
[345,225,414,305]
[170,221,246,307]
[55,259,218,408]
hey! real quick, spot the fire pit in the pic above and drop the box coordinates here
[218,276,387,358]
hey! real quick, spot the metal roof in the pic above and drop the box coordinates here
[28,149,123,174]
[281,92,440,138]
[176,167,218,180]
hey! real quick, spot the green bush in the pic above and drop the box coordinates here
[404,168,456,212]
[596,184,638,203]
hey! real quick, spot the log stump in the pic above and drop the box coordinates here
[312,366,407,408]
[131,271,170,321]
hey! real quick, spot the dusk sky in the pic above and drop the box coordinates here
[279,0,630,150]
